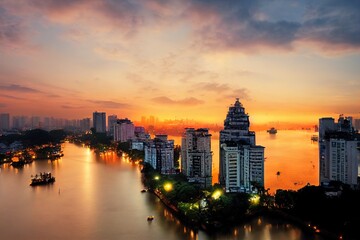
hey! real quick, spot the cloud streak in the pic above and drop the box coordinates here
[0,84,41,93]
[87,100,131,109]
[152,96,204,106]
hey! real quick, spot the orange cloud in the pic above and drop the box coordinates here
[151,96,204,106]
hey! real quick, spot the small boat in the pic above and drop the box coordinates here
[11,160,25,168]
[147,216,154,221]
[267,127,277,134]
[141,189,147,193]
[30,172,55,186]
[311,135,318,141]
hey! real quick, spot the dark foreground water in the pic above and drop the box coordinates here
[0,141,323,240]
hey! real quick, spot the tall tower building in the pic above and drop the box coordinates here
[319,116,359,187]
[219,99,264,193]
[0,113,10,130]
[93,112,106,133]
[181,128,212,188]
[144,135,175,174]
[108,115,117,136]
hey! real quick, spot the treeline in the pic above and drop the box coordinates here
[141,163,256,229]
[0,129,67,146]
[275,184,360,239]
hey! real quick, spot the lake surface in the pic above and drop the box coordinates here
[0,132,325,239]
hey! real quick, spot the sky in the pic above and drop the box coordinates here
[0,0,359,126]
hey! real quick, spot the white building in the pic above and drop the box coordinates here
[319,116,359,188]
[114,118,135,142]
[93,112,106,133]
[181,128,212,188]
[219,99,265,193]
[144,135,174,174]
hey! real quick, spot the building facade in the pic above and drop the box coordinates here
[0,113,10,130]
[107,115,117,136]
[144,135,174,174]
[113,118,135,142]
[219,99,265,193]
[93,112,106,133]
[181,128,212,188]
[319,115,359,187]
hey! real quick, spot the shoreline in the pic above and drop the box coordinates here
[149,183,339,239]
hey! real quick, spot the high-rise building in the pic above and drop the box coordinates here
[181,128,212,188]
[80,118,91,132]
[144,135,174,174]
[114,118,135,142]
[12,116,28,130]
[108,115,117,136]
[93,112,106,133]
[0,113,10,130]
[319,115,359,188]
[354,119,360,131]
[219,99,265,193]
[30,116,41,129]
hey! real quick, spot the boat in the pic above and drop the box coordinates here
[30,172,55,186]
[147,216,154,221]
[267,127,277,134]
[311,135,319,141]
[11,160,25,168]
[141,189,147,193]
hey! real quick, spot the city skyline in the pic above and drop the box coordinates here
[0,1,359,126]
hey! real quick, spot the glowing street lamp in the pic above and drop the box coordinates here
[163,182,173,192]
[154,176,160,180]
[212,190,222,200]
[250,194,260,205]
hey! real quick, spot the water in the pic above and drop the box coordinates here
[0,132,323,240]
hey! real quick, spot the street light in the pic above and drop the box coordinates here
[212,189,222,200]
[250,194,260,205]
[164,182,173,192]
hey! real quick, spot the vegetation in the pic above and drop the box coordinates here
[0,129,67,147]
[274,184,360,239]
[117,141,144,160]
[141,162,260,229]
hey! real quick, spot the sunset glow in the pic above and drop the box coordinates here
[0,0,359,126]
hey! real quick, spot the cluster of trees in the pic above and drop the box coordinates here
[0,129,67,147]
[141,163,255,228]
[275,184,360,239]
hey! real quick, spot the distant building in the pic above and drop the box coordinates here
[80,118,91,132]
[319,115,360,188]
[144,135,175,174]
[12,116,28,130]
[219,98,265,193]
[31,116,41,129]
[181,128,212,188]
[114,118,135,142]
[0,113,10,130]
[354,119,360,131]
[93,112,106,133]
[107,115,117,136]
[134,126,147,139]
